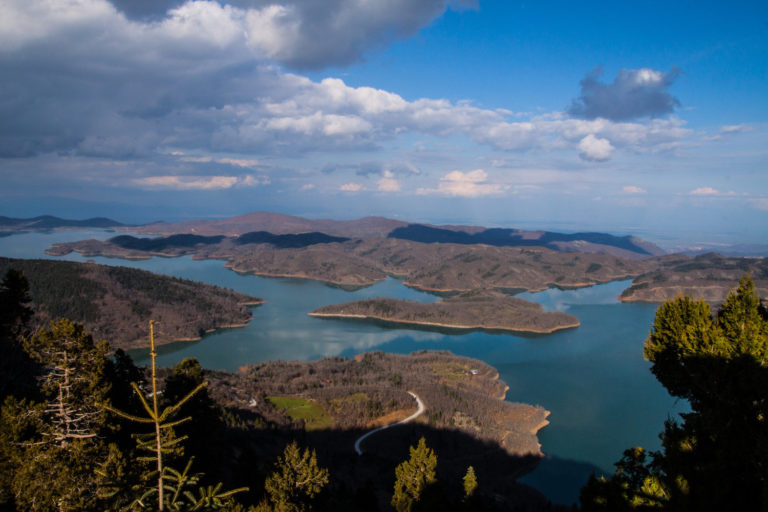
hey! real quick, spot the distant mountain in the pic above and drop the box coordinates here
[674,243,768,258]
[127,211,665,259]
[132,211,407,238]
[388,224,665,259]
[0,215,126,231]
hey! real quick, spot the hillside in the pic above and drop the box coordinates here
[201,350,552,509]
[309,290,579,334]
[0,257,263,349]
[619,253,768,304]
[48,235,655,293]
[0,215,126,232]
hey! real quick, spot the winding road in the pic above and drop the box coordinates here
[354,391,425,455]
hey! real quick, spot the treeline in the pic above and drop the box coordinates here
[0,258,262,350]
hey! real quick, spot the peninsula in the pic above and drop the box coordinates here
[0,257,263,350]
[309,290,579,334]
[619,252,768,304]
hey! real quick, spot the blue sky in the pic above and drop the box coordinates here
[0,0,766,246]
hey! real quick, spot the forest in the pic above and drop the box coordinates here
[0,258,262,350]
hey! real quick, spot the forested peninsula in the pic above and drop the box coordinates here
[0,257,262,349]
[619,252,768,304]
[309,290,579,334]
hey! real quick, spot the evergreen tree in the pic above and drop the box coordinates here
[581,275,768,511]
[1,319,112,511]
[263,441,329,512]
[0,269,32,341]
[462,466,477,499]
[0,269,36,401]
[105,321,246,511]
[391,437,437,512]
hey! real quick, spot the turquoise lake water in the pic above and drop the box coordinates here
[0,230,685,506]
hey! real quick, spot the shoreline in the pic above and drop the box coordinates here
[308,311,580,334]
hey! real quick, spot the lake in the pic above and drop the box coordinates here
[0,230,684,506]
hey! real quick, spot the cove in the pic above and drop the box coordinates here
[0,230,684,506]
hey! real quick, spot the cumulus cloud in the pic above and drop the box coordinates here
[0,0,695,173]
[340,182,364,191]
[568,67,680,121]
[107,0,474,69]
[578,134,614,161]
[418,169,507,197]
[622,186,647,194]
[377,177,401,192]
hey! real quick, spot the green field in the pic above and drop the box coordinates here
[266,396,334,430]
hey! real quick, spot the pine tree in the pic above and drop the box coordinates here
[391,437,437,512]
[2,319,112,511]
[105,321,246,511]
[462,466,477,499]
[581,275,768,511]
[263,441,329,512]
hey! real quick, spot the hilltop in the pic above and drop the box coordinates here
[0,257,262,350]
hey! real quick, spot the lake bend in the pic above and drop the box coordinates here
[0,229,685,506]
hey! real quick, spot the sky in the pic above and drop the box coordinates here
[0,0,766,247]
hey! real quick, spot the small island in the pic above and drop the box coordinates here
[309,289,580,334]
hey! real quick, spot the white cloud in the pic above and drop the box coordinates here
[720,124,750,134]
[340,182,363,191]
[622,186,647,194]
[418,169,507,197]
[133,174,266,189]
[134,175,239,190]
[377,177,401,192]
[689,187,720,195]
[179,156,261,168]
[578,134,614,161]
[0,0,696,169]
[241,0,475,69]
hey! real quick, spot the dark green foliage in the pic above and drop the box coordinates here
[0,319,113,511]
[581,275,768,511]
[0,269,37,402]
[263,441,329,512]
[0,257,259,349]
[0,269,32,339]
[162,358,220,471]
[391,437,438,512]
[235,231,349,248]
[109,234,226,251]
